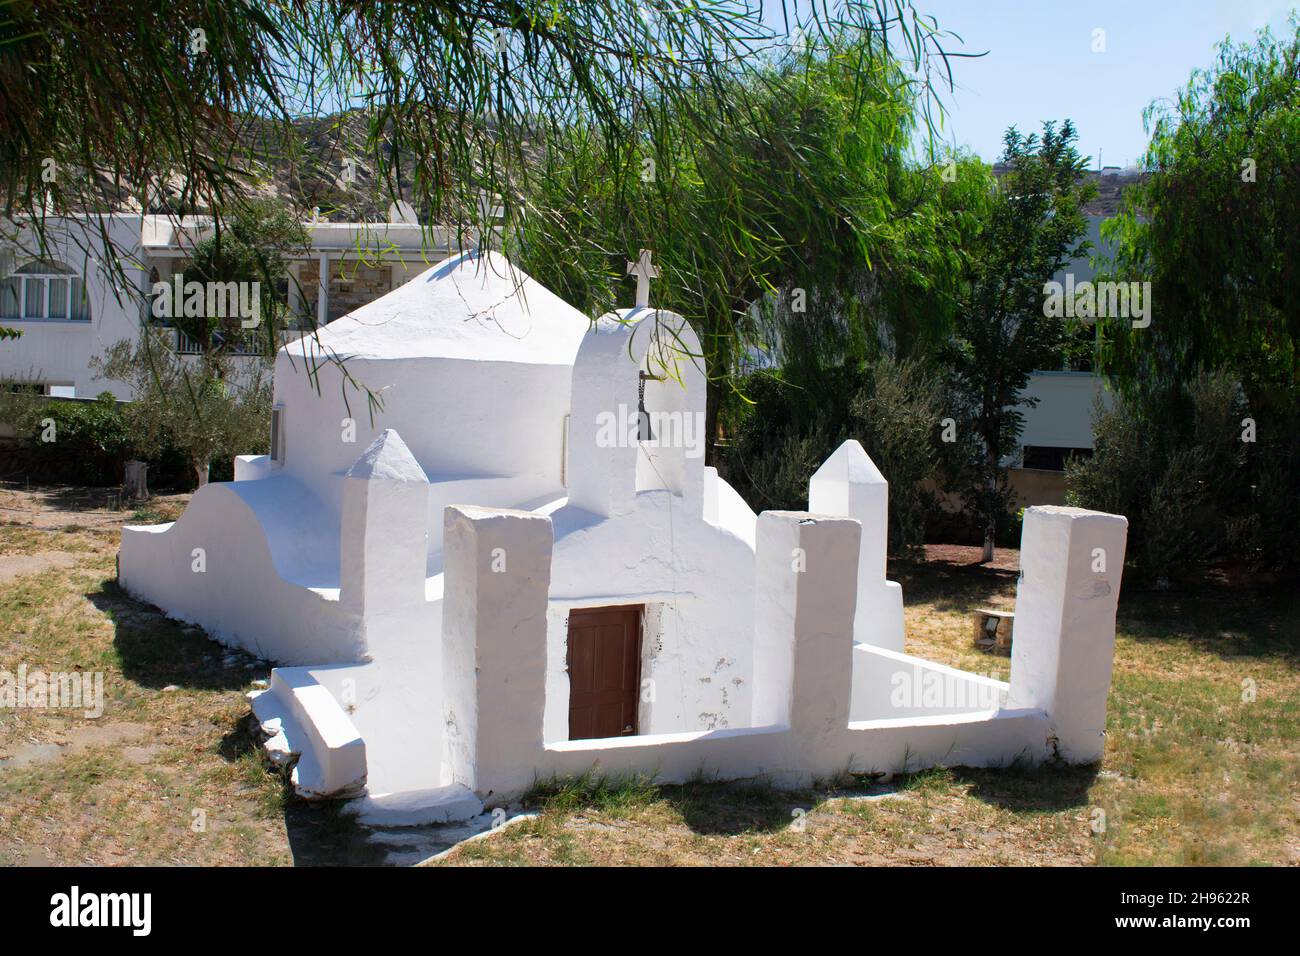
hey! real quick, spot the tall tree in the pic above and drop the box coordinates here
[1,1,971,429]
[510,29,949,460]
[1073,18,1300,579]
[93,332,272,488]
[1098,17,1300,411]
[0,1,966,265]
[944,121,1094,563]
[174,198,310,352]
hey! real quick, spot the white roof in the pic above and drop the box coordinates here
[810,439,886,487]
[299,249,591,364]
[345,429,429,483]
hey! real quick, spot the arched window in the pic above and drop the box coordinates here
[0,259,90,322]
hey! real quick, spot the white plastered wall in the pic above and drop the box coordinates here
[541,309,755,742]
[0,214,150,399]
[808,439,906,652]
[440,505,1130,804]
[271,350,573,540]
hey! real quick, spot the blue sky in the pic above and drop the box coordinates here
[897,0,1299,167]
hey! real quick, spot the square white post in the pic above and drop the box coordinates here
[753,512,860,772]
[1007,506,1129,763]
[339,429,429,619]
[808,439,905,651]
[441,505,553,800]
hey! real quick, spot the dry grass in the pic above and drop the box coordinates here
[0,486,293,866]
[2,486,1296,866]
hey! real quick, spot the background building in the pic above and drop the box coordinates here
[0,209,459,399]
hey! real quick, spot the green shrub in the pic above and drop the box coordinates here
[9,392,132,485]
[848,358,943,557]
[1067,372,1298,582]
[719,358,943,556]
[0,388,199,488]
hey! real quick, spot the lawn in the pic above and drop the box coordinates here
[1,484,1296,866]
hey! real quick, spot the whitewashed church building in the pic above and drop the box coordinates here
[118,249,1128,824]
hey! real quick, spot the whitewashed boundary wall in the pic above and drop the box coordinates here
[438,504,1128,805]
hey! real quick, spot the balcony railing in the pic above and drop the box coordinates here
[166,327,296,357]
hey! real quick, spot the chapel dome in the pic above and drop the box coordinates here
[286,248,591,365]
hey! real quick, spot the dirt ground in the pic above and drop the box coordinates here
[0,483,192,531]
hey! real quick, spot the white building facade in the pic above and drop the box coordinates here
[0,212,457,398]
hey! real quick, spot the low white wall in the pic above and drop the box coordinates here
[118,480,366,664]
[850,645,1007,721]
[118,431,447,669]
[1007,505,1129,762]
[808,440,906,652]
[437,505,1123,804]
[703,466,758,549]
[234,454,272,481]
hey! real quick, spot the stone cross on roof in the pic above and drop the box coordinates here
[626,248,659,309]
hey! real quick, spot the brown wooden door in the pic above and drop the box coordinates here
[566,605,642,740]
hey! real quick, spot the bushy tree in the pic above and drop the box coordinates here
[1099,18,1300,408]
[1068,373,1298,581]
[511,30,935,459]
[1079,19,1300,579]
[943,121,1095,563]
[848,359,944,556]
[2,2,967,433]
[175,198,309,352]
[93,333,271,488]
[0,388,132,485]
[1,1,963,280]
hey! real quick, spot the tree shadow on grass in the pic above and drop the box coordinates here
[217,711,266,761]
[1116,581,1300,667]
[87,579,265,692]
[9,482,117,510]
[523,774,829,837]
[951,761,1099,813]
[658,780,825,836]
[283,800,392,866]
[523,761,1100,840]
[891,557,1019,615]
[217,710,389,865]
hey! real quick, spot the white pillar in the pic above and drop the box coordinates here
[287,261,303,323]
[808,439,905,651]
[566,310,706,518]
[1007,506,1128,763]
[339,429,430,622]
[441,504,553,800]
[316,251,329,326]
[752,511,860,764]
